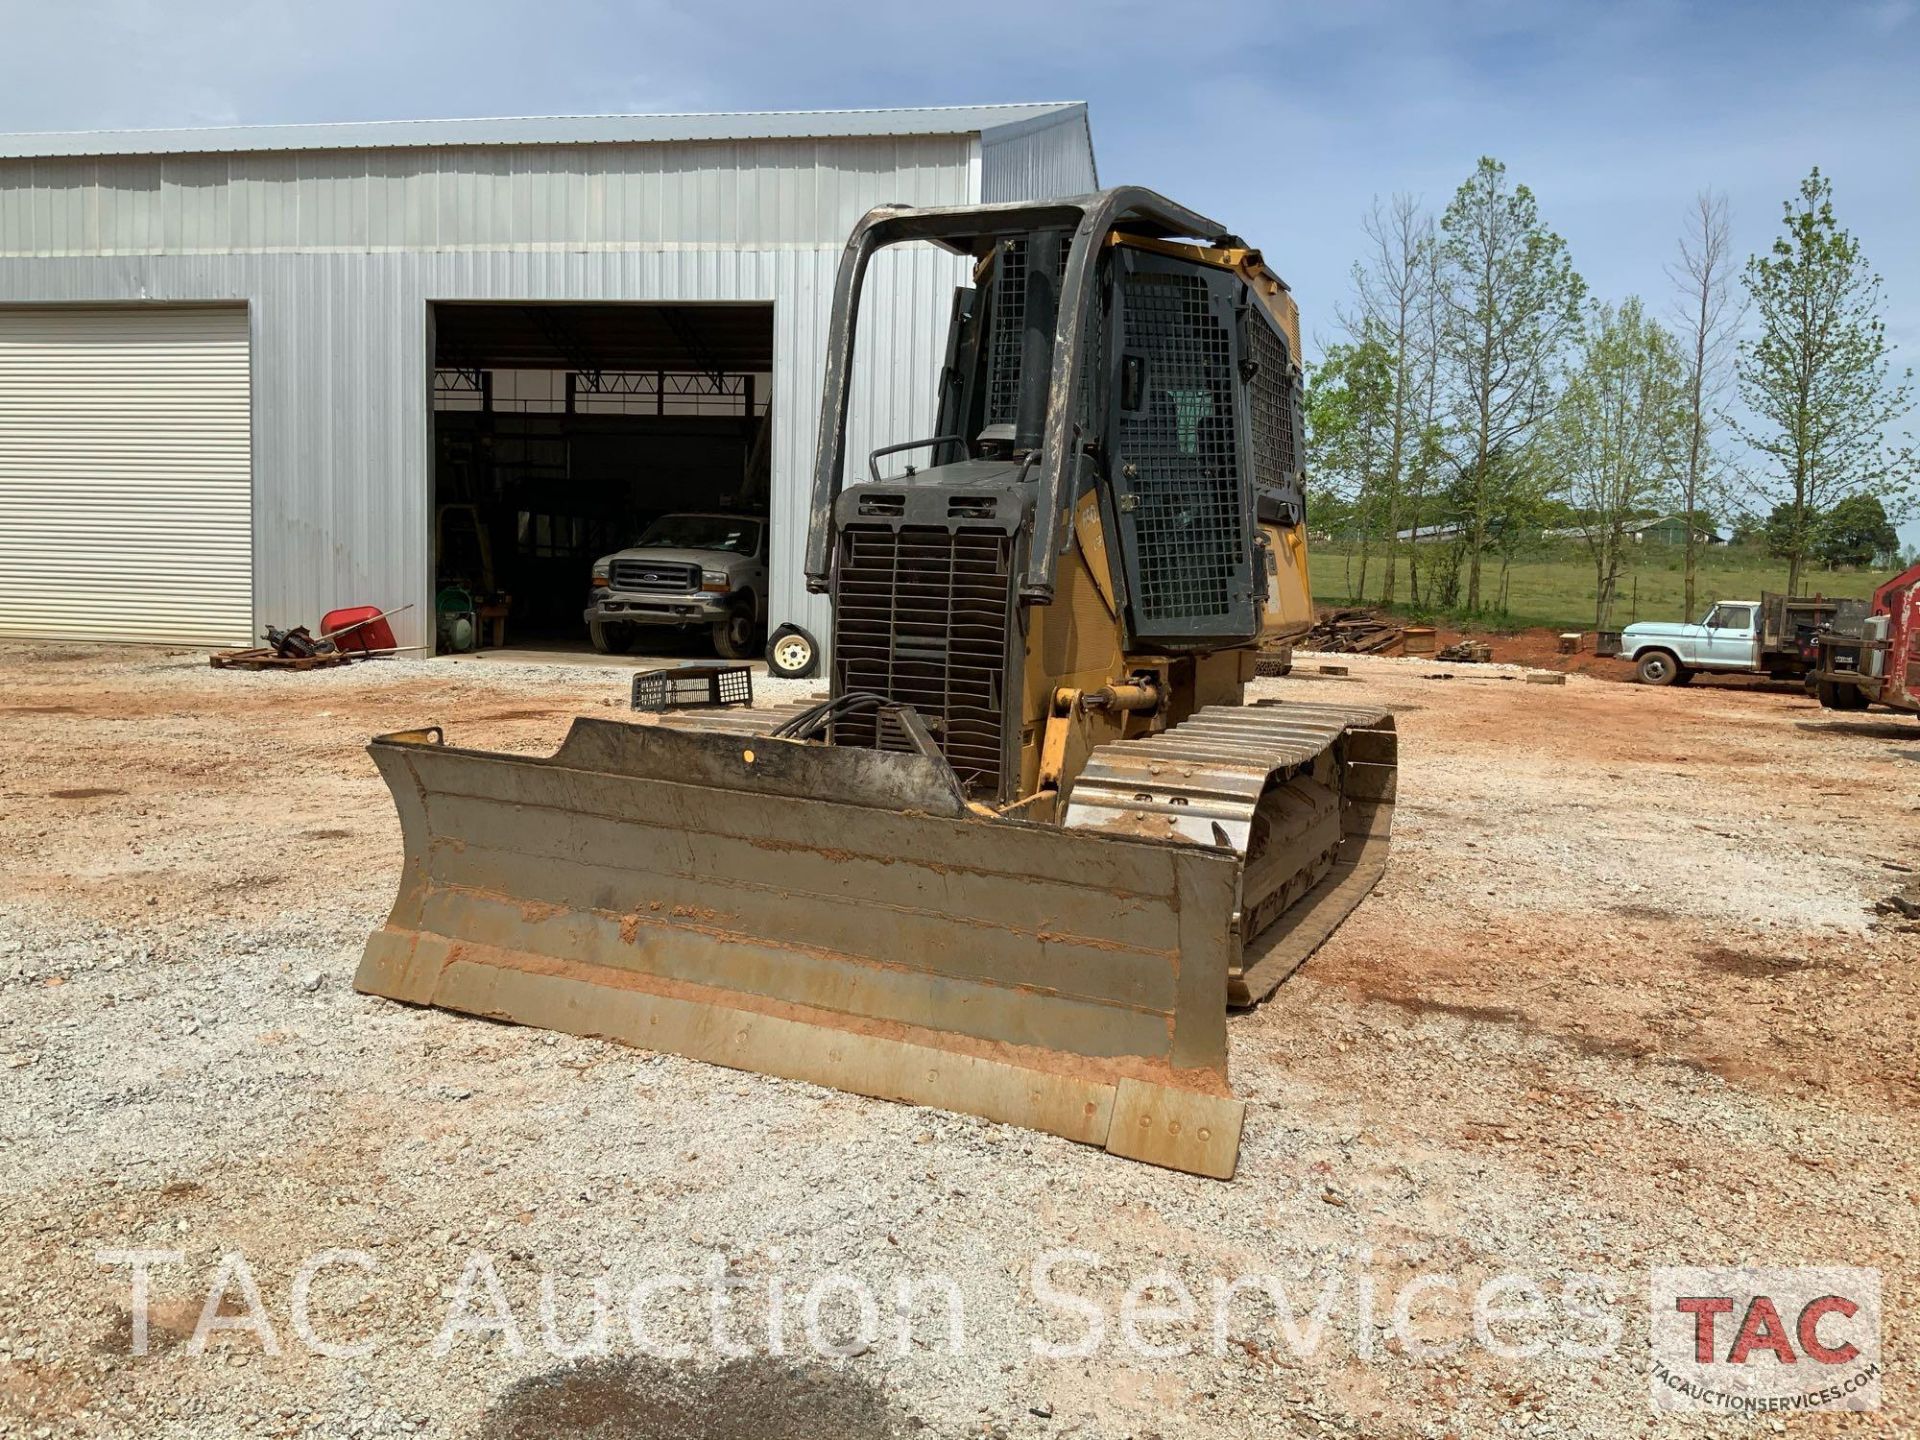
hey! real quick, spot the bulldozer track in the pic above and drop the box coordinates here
[1064,701,1393,847]
[1065,701,1398,1007]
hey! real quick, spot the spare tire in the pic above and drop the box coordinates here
[766,623,820,680]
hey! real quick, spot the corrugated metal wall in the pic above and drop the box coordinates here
[0,121,1096,651]
[979,114,1099,205]
[0,138,983,256]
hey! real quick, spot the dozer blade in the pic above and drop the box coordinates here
[355,718,1248,1178]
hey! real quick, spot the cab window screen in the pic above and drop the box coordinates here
[1115,268,1245,626]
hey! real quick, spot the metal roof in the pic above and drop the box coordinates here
[0,103,1088,161]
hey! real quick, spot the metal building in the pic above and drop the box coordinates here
[0,104,1097,652]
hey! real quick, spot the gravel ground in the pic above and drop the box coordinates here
[0,642,1913,1438]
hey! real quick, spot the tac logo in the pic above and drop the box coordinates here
[1649,1267,1882,1413]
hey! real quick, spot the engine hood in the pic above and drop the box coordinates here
[1621,620,1705,640]
[603,546,747,569]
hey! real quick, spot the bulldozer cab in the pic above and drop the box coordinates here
[807,190,1310,662]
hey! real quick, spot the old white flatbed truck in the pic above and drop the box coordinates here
[1617,594,1865,686]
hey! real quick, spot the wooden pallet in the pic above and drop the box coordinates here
[208,648,353,672]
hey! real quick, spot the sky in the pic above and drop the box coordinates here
[3,0,1917,545]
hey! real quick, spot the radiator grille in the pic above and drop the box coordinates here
[611,559,699,593]
[1247,318,1297,488]
[831,524,1015,798]
[1118,270,1244,623]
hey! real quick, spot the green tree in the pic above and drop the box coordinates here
[1306,334,1397,597]
[1550,298,1690,627]
[1728,511,1767,547]
[1816,493,1900,568]
[1735,167,1916,593]
[1481,446,1556,611]
[1438,157,1587,610]
[1759,498,1895,568]
[1304,490,1358,538]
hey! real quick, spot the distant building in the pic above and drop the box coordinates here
[1389,515,1725,547]
[1631,514,1724,546]
[1539,515,1725,546]
[0,103,1097,650]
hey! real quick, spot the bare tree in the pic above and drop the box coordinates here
[1340,195,1437,605]
[1406,227,1450,605]
[1666,191,1744,616]
[1551,298,1689,628]
[1438,158,1587,610]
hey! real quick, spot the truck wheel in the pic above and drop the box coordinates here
[1634,651,1681,686]
[712,609,761,660]
[1816,679,1869,711]
[589,620,634,655]
[766,623,820,680]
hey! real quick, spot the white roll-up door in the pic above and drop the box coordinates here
[0,305,252,645]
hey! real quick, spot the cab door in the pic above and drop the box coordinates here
[1107,247,1261,651]
[1703,604,1757,667]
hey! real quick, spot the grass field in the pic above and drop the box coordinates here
[1307,542,1893,631]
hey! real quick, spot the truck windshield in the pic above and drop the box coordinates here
[633,515,761,554]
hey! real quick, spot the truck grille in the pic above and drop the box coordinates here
[611,559,699,593]
[831,524,1016,800]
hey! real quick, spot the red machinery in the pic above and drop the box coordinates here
[1813,561,1920,716]
[318,605,403,656]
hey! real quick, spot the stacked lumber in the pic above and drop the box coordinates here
[1304,608,1406,655]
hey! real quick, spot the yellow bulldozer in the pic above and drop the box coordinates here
[355,189,1396,1179]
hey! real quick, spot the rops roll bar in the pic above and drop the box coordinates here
[804,187,1240,604]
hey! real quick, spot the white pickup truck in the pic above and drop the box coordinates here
[1617,593,1860,686]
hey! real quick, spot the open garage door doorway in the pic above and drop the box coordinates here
[429,301,774,659]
